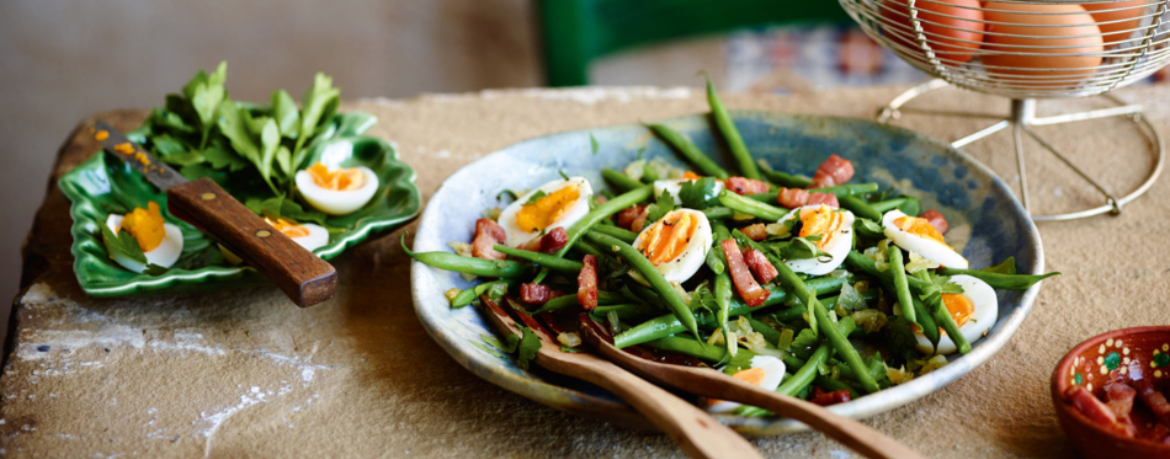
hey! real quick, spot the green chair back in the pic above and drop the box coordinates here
[538,0,852,86]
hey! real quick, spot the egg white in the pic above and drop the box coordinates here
[654,178,725,205]
[882,209,968,269]
[497,177,594,247]
[219,222,330,265]
[631,209,712,283]
[909,275,998,355]
[295,165,379,216]
[708,355,786,413]
[105,214,184,273]
[778,205,855,275]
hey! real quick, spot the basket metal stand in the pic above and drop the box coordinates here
[877,79,1165,222]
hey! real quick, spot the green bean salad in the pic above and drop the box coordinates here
[407,78,1058,415]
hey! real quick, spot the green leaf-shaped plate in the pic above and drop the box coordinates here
[60,115,421,297]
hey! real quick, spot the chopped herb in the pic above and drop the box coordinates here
[99,223,147,265]
[590,133,599,155]
[524,190,548,205]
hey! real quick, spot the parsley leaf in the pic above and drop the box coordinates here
[558,170,570,181]
[244,195,330,227]
[678,177,721,209]
[99,223,147,265]
[644,190,675,226]
[143,263,170,276]
[514,326,542,370]
[983,257,1017,275]
[689,282,717,313]
[884,316,922,361]
[722,347,758,375]
[789,328,819,359]
[496,189,519,203]
[524,190,548,205]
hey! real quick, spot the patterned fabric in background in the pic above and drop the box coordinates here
[724,24,1170,93]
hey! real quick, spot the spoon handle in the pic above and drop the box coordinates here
[553,357,764,459]
[740,387,923,459]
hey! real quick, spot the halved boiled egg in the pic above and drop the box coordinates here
[882,210,967,269]
[632,209,712,283]
[707,355,786,413]
[105,202,183,273]
[498,177,593,247]
[778,205,855,275]
[295,162,379,216]
[907,275,997,355]
[654,171,724,205]
[220,217,329,265]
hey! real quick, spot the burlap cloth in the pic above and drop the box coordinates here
[3,84,1168,458]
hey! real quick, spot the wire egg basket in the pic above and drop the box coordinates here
[838,0,1168,220]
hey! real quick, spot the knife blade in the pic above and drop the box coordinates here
[91,120,337,307]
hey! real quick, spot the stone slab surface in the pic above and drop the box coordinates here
[4,85,1170,458]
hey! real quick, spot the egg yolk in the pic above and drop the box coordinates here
[307,163,365,191]
[798,205,845,249]
[264,217,311,239]
[680,171,702,181]
[637,211,698,265]
[514,185,580,233]
[705,367,767,407]
[941,293,974,329]
[119,202,166,252]
[893,216,945,244]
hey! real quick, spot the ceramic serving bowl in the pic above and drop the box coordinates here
[410,110,1045,435]
[60,113,421,296]
[1051,326,1170,459]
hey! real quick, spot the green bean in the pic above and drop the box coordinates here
[643,336,727,362]
[601,168,643,193]
[718,190,786,221]
[556,185,653,258]
[584,231,699,339]
[775,260,881,393]
[898,196,921,216]
[570,239,605,259]
[888,246,917,325]
[702,207,733,220]
[493,245,583,273]
[845,251,932,292]
[909,296,940,348]
[758,160,813,188]
[713,223,734,354]
[773,289,879,322]
[917,271,970,354]
[870,198,907,213]
[402,235,531,278]
[591,225,638,243]
[840,196,883,222]
[778,343,831,397]
[648,123,729,179]
[746,317,783,344]
[450,279,520,309]
[938,268,1060,290]
[704,73,761,180]
[704,249,725,275]
[747,183,880,202]
[815,375,861,400]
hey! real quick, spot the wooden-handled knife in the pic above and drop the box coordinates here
[91,120,337,307]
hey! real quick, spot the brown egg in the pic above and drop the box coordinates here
[982,3,1104,87]
[1082,0,1148,47]
[881,0,985,64]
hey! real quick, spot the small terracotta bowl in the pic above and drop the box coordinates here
[1051,326,1170,459]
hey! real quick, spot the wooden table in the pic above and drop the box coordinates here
[4,85,1168,458]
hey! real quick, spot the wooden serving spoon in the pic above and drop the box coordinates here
[479,296,763,459]
[577,317,924,459]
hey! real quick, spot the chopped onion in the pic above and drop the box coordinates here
[557,332,582,348]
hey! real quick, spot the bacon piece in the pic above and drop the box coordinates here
[577,254,599,310]
[1066,386,1134,437]
[595,195,608,205]
[616,205,646,230]
[807,192,840,209]
[630,207,651,233]
[1132,378,1170,423]
[721,239,770,307]
[776,187,810,209]
[517,227,569,254]
[743,248,779,284]
[471,218,507,260]
[740,223,767,242]
[725,176,771,195]
[520,283,553,305]
[810,387,852,407]
[920,209,949,234]
[1105,381,1136,419]
[811,154,854,188]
